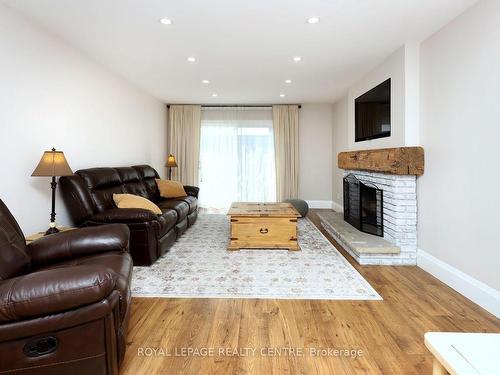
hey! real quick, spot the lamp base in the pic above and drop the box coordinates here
[45,226,60,236]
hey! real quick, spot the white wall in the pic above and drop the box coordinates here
[0,3,167,234]
[331,96,348,209]
[404,44,420,146]
[347,46,406,150]
[298,104,333,206]
[346,44,421,151]
[419,0,500,291]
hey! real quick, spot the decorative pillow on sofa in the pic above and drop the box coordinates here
[155,179,187,198]
[113,193,162,215]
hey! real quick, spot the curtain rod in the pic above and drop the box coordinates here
[166,104,302,109]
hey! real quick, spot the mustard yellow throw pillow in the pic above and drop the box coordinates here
[155,179,187,198]
[113,193,162,215]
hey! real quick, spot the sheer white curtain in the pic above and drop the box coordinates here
[199,107,276,208]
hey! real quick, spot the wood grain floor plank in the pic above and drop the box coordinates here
[120,210,500,374]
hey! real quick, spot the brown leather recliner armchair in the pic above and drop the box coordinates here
[0,199,132,375]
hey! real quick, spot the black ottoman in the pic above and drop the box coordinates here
[283,199,309,218]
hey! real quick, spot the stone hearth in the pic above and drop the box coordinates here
[318,211,401,263]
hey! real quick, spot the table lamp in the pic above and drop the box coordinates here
[31,148,73,235]
[166,154,178,180]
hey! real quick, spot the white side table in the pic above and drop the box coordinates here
[424,332,500,375]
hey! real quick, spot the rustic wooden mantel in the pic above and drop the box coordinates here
[338,147,424,176]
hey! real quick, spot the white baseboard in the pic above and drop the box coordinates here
[331,201,343,212]
[418,249,500,318]
[305,200,333,209]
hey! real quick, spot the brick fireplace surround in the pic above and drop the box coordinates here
[326,147,424,265]
[343,169,417,264]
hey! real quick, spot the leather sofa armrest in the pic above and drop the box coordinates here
[0,265,116,323]
[88,208,158,223]
[28,224,129,267]
[184,185,200,198]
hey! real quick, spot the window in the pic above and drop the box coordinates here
[199,107,276,208]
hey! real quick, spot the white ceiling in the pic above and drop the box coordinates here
[3,0,477,104]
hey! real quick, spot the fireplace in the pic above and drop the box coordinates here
[343,174,383,237]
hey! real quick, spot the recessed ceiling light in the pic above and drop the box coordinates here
[293,56,301,62]
[202,79,210,84]
[280,94,285,97]
[212,93,218,97]
[159,18,172,25]
[187,57,196,62]
[285,79,292,84]
[307,17,320,24]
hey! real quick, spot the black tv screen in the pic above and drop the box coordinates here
[355,78,391,142]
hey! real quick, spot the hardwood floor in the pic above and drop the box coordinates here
[121,210,500,374]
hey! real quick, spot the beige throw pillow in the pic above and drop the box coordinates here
[156,179,187,198]
[113,193,162,215]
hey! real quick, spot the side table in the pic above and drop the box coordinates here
[25,227,76,244]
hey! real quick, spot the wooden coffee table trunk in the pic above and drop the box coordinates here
[227,202,300,251]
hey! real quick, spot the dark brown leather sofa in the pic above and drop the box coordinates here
[0,199,132,375]
[59,165,199,266]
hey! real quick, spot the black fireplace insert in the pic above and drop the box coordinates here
[343,174,383,237]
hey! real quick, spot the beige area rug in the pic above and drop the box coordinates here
[132,214,381,300]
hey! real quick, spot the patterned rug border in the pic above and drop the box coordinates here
[132,293,382,300]
[132,215,382,301]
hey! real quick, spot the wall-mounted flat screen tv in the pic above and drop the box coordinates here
[355,78,391,142]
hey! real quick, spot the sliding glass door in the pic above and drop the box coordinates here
[198,107,276,208]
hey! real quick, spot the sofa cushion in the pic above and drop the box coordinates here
[115,167,148,198]
[40,251,133,320]
[175,217,188,237]
[157,200,189,221]
[59,175,96,225]
[88,208,157,223]
[176,196,198,214]
[0,200,31,280]
[77,168,124,211]
[183,185,200,198]
[153,209,178,237]
[156,179,187,198]
[132,165,160,202]
[0,265,116,323]
[113,193,162,215]
[28,224,129,268]
[158,196,197,214]
[187,210,198,227]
